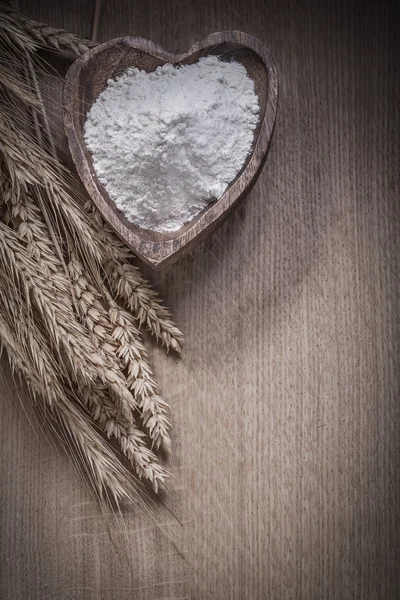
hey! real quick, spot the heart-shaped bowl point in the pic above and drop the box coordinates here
[64,31,278,269]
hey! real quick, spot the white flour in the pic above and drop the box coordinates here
[84,56,259,233]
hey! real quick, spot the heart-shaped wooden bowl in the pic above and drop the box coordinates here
[64,31,278,269]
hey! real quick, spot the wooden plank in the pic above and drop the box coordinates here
[1,1,399,599]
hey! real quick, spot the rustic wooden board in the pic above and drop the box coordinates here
[1,1,399,599]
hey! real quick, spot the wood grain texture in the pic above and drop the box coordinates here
[1,0,400,599]
[64,32,278,268]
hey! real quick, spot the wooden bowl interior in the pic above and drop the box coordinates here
[72,42,269,243]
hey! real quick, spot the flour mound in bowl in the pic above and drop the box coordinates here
[84,55,259,233]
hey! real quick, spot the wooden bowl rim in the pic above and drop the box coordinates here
[64,30,278,268]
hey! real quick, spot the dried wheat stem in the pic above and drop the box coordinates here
[55,398,137,502]
[70,257,170,454]
[0,45,159,481]
[68,250,173,448]
[0,11,183,502]
[0,35,153,489]
[106,259,183,353]
[0,265,167,490]
[0,12,37,51]
[1,175,68,279]
[0,112,104,261]
[0,220,94,379]
[2,157,176,451]
[0,308,63,403]
[86,383,169,492]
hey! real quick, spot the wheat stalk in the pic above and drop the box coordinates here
[0,13,36,52]
[0,113,104,263]
[1,175,169,487]
[0,274,63,405]
[0,222,96,377]
[0,7,183,504]
[83,382,168,492]
[0,119,168,491]
[0,173,69,279]
[68,255,170,483]
[0,125,122,397]
[105,255,184,354]
[1,221,150,422]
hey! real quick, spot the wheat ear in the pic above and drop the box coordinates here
[0,10,184,503]
[83,205,183,353]
[0,309,143,504]
[0,258,167,491]
[83,382,168,492]
[0,8,96,56]
[0,222,142,413]
[107,297,173,453]
[68,255,170,486]
[1,181,168,488]
[71,255,173,453]
[0,64,40,107]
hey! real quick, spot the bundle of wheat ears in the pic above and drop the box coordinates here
[0,6,183,506]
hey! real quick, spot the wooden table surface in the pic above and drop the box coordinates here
[1,1,399,599]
